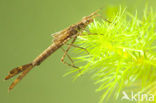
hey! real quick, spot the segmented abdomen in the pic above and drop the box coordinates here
[32,41,64,66]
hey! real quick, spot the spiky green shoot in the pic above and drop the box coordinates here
[66,7,156,102]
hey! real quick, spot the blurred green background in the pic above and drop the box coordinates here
[0,0,156,103]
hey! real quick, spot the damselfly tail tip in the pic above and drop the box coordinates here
[8,83,15,92]
[8,86,15,92]
[8,88,12,92]
[5,75,10,80]
[5,63,33,80]
[5,63,33,91]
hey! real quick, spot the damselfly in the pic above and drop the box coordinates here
[5,10,99,91]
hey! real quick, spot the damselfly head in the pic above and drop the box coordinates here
[81,10,100,25]
[81,16,93,25]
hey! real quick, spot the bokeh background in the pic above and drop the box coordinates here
[0,0,156,103]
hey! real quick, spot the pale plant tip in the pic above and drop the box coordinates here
[70,6,156,102]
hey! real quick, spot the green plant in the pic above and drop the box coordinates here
[66,7,156,102]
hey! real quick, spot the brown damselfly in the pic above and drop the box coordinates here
[5,10,100,91]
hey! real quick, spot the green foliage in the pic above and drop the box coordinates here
[67,7,156,102]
